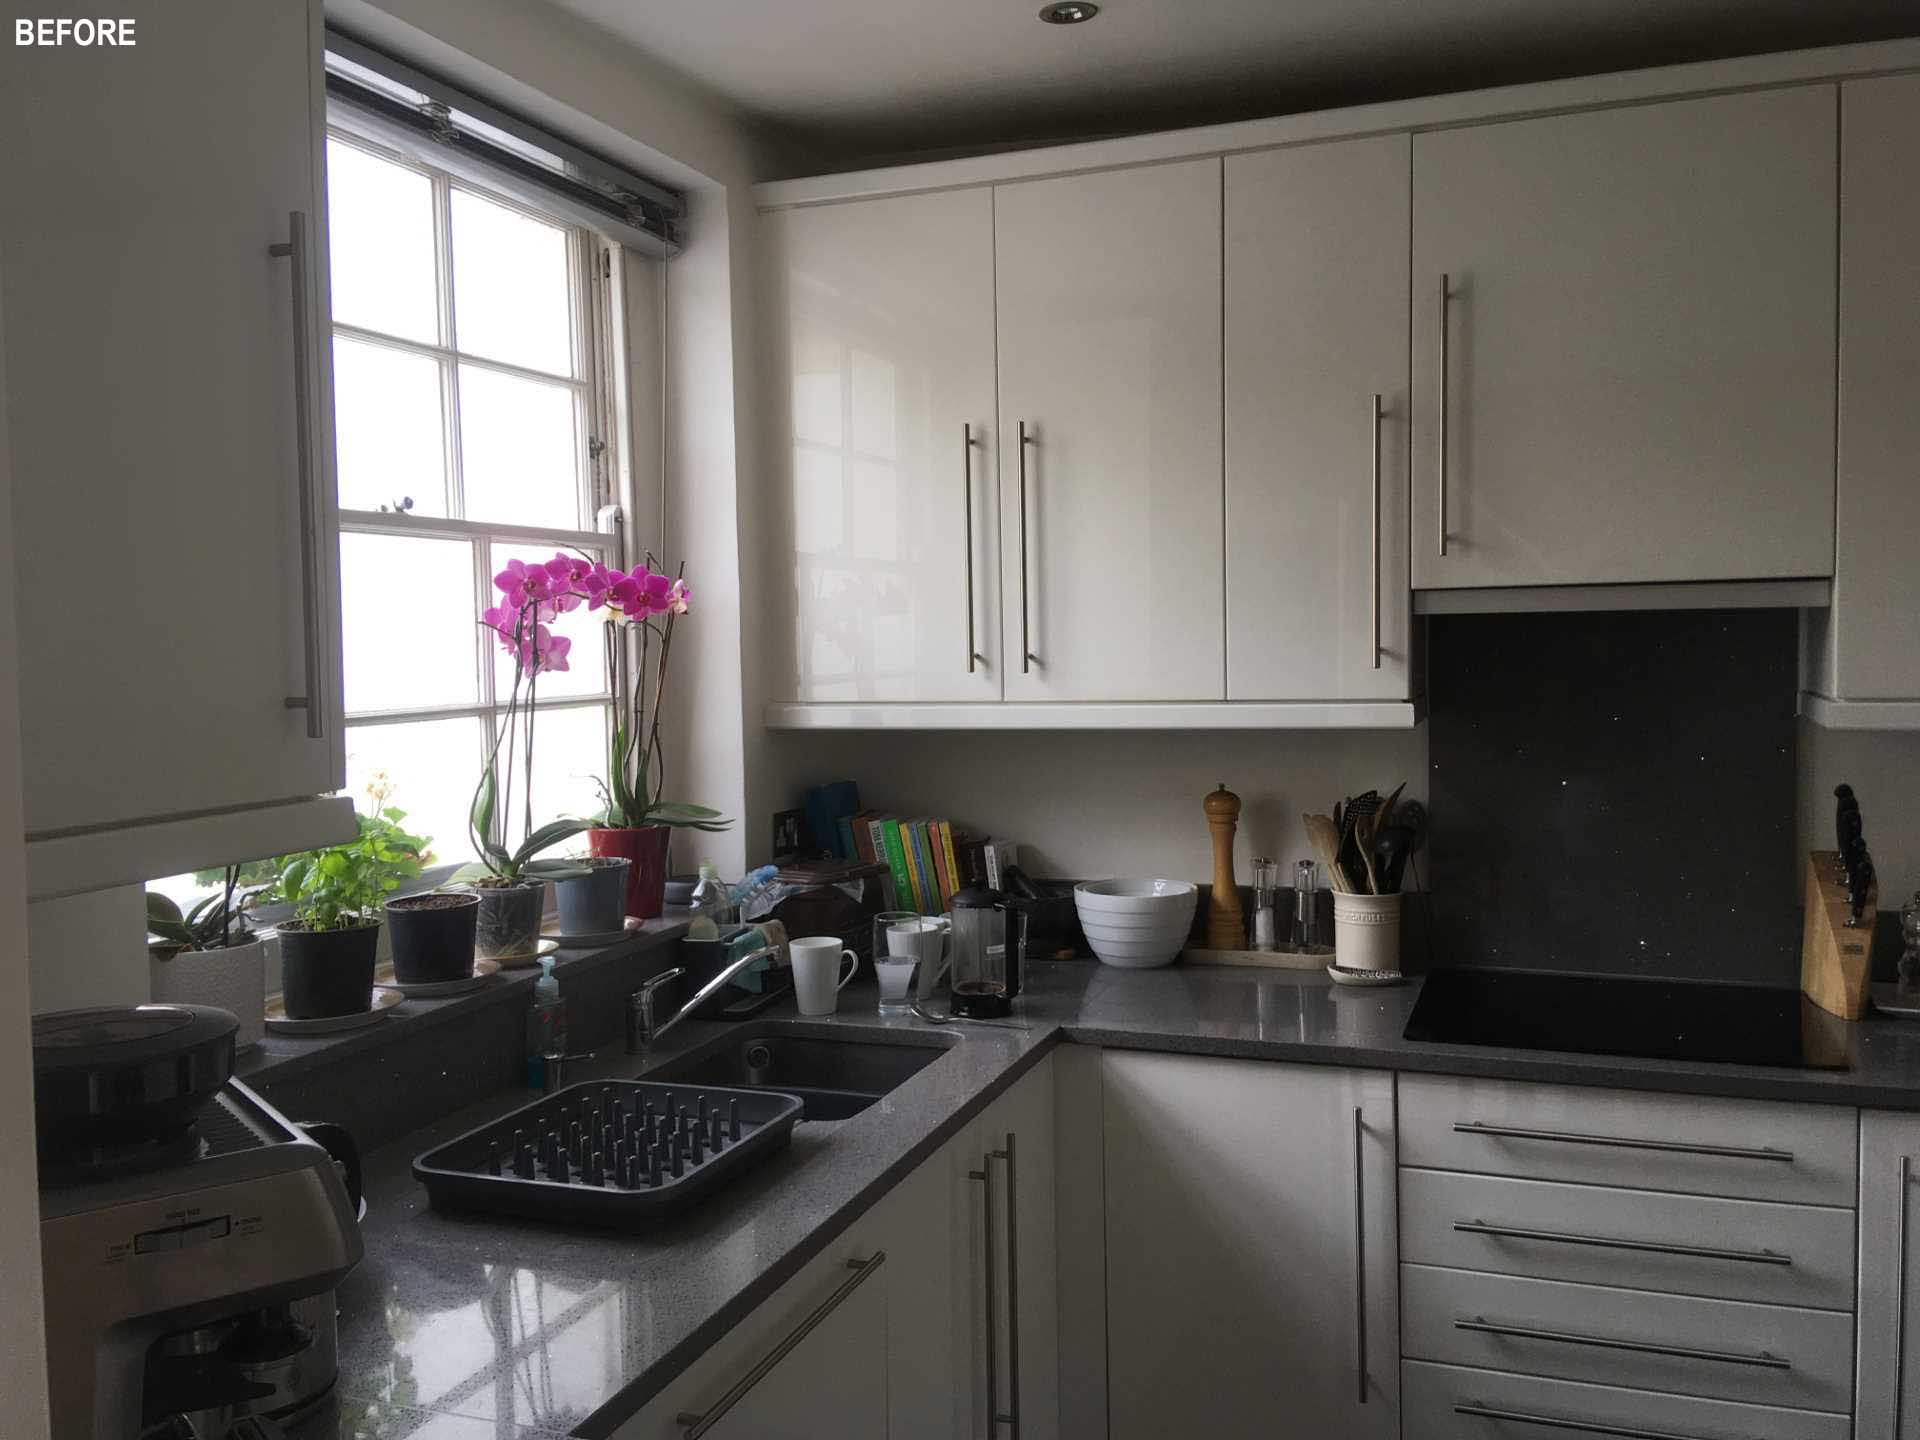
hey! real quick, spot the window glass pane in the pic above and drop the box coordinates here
[327,138,439,345]
[332,338,448,516]
[340,533,477,712]
[451,187,574,376]
[344,718,483,867]
[496,704,609,842]
[458,365,582,529]
[489,542,610,701]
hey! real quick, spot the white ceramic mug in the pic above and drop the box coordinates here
[790,935,858,1016]
[886,918,950,1002]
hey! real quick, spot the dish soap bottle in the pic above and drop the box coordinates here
[526,957,567,1089]
[688,862,727,940]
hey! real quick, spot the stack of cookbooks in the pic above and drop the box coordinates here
[847,813,1006,916]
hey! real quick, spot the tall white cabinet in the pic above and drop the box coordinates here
[760,189,1002,703]
[1411,86,1838,590]
[1858,1110,1920,1437]
[0,0,350,891]
[993,160,1226,702]
[1225,135,1412,700]
[1803,74,1920,725]
[1103,1051,1399,1440]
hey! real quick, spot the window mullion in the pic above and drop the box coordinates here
[436,170,465,522]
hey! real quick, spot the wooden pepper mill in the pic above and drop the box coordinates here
[1205,782,1245,950]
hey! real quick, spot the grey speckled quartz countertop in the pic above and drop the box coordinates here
[306,961,1920,1439]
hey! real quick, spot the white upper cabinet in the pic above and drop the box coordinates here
[1225,135,1412,700]
[761,188,1001,703]
[1411,86,1839,589]
[0,0,348,884]
[994,159,1226,701]
[1804,74,1920,722]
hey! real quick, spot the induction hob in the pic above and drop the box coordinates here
[1403,968,1851,1070]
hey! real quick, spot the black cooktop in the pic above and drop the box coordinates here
[1404,968,1851,1070]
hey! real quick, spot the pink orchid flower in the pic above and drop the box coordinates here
[493,559,532,606]
[666,577,691,615]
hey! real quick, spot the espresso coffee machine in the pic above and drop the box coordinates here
[34,1007,363,1439]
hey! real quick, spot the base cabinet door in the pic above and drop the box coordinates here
[1858,1109,1920,1437]
[616,1215,889,1440]
[1104,1051,1398,1439]
[1411,85,1837,589]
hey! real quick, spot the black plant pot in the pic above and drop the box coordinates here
[384,892,480,983]
[278,921,380,1019]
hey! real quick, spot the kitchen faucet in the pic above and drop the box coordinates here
[626,947,781,1063]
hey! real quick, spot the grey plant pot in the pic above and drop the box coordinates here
[473,881,547,960]
[553,857,631,937]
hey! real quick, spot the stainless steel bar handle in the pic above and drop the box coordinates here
[964,424,982,673]
[676,1253,887,1438]
[269,211,325,740]
[1369,394,1383,671]
[1436,273,1450,558]
[1453,1120,1794,1164]
[1017,421,1034,674]
[970,1164,998,1438]
[1454,1402,1717,1439]
[1453,1316,1790,1370]
[1352,1106,1368,1405]
[1897,1154,1913,1440]
[990,1134,1021,1436]
[1452,1219,1791,1267]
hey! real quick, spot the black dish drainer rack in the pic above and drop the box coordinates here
[413,1080,803,1229]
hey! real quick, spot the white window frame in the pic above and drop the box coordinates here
[327,121,631,863]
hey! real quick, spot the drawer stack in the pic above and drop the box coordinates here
[1398,1075,1857,1439]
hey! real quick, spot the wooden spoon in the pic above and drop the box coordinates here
[1354,810,1383,894]
[1303,813,1351,893]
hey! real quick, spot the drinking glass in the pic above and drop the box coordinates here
[872,910,944,1015]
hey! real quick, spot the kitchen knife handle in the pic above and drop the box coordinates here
[964,423,983,673]
[270,210,325,740]
[1453,1316,1789,1369]
[1370,394,1383,670]
[1453,1120,1794,1163]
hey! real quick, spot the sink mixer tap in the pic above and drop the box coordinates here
[626,947,781,1062]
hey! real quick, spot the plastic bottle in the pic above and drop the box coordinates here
[526,957,567,1088]
[731,864,781,921]
[688,862,727,940]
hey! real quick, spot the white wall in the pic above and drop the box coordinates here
[764,727,1429,882]
[26,885,148,1012]
[1798,719,1920,907]
[0,244,51,1436]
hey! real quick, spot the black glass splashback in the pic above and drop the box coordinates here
[1426,608,1799,983]
[1405,968,1849,1069]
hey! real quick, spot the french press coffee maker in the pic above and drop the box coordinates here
[944,886,1026,1019]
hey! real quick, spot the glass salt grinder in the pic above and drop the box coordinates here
[1293,859,1320,951]
[1251,858,1277,950]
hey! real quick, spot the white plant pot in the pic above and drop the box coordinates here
[1332,891,1402,973]
[149,936,267,1051]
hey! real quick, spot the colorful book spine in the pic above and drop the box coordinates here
[850,811,878,865]
[835,815,857,860]
[937,821,961,902]
[880,819,915,912]
[907,821,939,913]
[928,819,954,908]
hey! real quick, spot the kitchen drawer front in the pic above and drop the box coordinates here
[1401,1168,1854,1310]
[1404,1359,1852,1440]
[1402,1264,1853,1411]
[1399,1074,1856,1206]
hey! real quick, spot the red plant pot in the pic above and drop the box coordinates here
[588,826,672,919]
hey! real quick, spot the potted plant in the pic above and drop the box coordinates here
[384,889,479,984]
[585,555,729,918]
[275,804,428,1018]
[146,866,270,1050]
[551,852,631,937]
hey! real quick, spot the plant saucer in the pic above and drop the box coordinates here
[266,987,405,1035]
[375,957,501,999]
[486,936,561,970]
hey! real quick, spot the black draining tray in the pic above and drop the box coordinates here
[413,1080,803,1230]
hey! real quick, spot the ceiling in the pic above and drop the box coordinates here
[544,0,1919,172]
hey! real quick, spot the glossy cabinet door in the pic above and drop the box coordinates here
[615,1209,890,1440]
[0,0,344,838]
[1806,75,1920,708]
[880,1121,972,1440]
[1104,1052,1399,1440]
[995,160,1225,700]
[1411,86,1838,589]
[1225,135,1411,700]
[1857,1110,1920,1438]
[761,188,1001,702]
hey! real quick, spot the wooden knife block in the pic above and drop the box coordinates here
[1801,850,1877,1020]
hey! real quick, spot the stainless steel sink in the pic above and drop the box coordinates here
[645,1023,953,1120]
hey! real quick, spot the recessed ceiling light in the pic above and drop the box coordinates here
[1038,2,1099,23]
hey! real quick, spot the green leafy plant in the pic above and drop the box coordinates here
[276,806,429,930]
[452,767,588,886]
[146,866,260,952]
